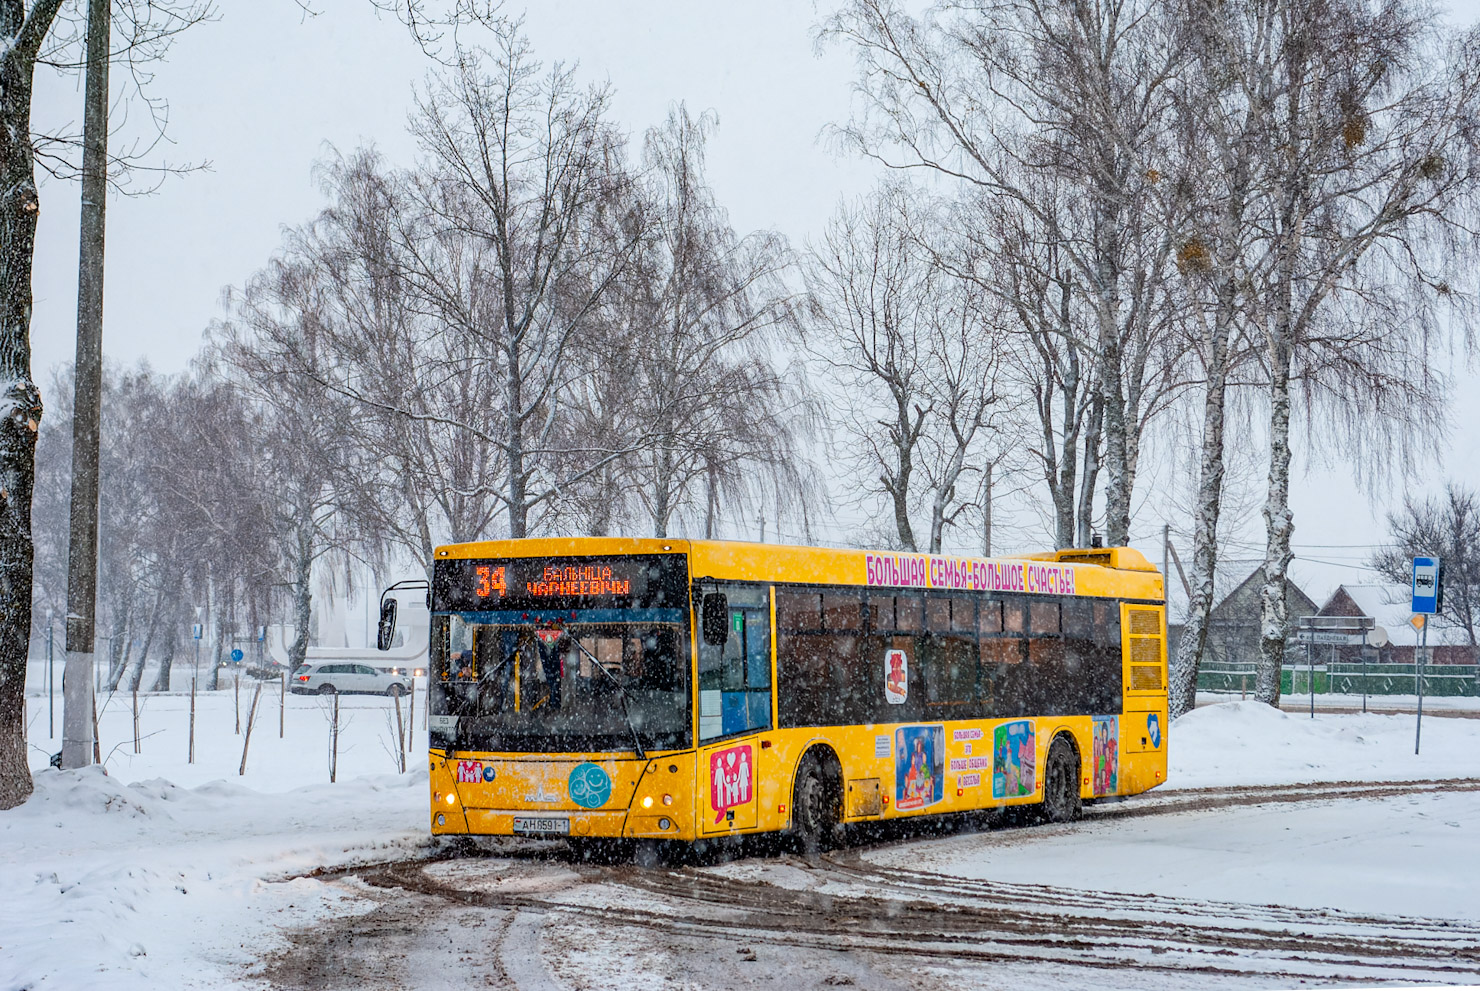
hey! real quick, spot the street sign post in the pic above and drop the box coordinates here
[1294,616,1376,717]
[1294,631,1368,645]
[1411,557,1440,755]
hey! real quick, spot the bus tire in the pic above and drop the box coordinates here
[1040,736,1082,823]
[791,752,842,854]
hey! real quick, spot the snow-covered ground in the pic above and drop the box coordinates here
[1171,699,1477,786]
[3,694,1478,989]
[5,687,431,990]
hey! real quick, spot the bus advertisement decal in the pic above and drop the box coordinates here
[1093,716,1119,796]
[884,648,908,704]
[895,725,944,810]
[993,721,1037,798]
[710,744,754,823]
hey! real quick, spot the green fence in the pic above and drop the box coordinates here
[1198,663,1478,697]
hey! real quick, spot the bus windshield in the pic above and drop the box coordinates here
[431,612,690,753]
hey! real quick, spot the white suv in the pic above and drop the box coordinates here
[290,662,410,697]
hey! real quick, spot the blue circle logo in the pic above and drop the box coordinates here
[1147,713,1162,749]
[230,648,244,663]
[482,765,496,783]
[568,763,612,809]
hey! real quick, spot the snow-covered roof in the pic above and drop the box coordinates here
[1323,584,1422,645]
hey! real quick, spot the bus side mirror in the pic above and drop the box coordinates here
[377,599,398,651]
[701,593,729,646]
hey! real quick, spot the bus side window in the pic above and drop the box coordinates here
[703,602,771,740]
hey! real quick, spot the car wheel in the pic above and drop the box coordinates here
[1040,736,1083,823]
[318,683,336,695]
[386,684,404,698]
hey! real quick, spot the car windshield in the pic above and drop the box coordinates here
[431,613,690,753]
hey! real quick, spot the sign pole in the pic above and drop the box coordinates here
[1361,627,1368,715]
[1308,638,1314,719]
[1409,555,1440,756]
[47,623,54,739]
[1416,618,1426,755]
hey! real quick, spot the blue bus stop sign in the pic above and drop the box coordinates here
[1412,557,1440,614]
[230,648,244,663]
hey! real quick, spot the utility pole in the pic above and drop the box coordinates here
[1162,523,1170,584]
[982,463,993,557]
[62,0,110,769]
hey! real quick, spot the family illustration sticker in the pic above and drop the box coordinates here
[1147,713,1162,749]
[884,648,909,704]
[567,762,612,809]
[894,725,944,810]
[1092,715,1118,796]
[456,760,482,783]
[710,744,754,822]
[993,721,1037,798]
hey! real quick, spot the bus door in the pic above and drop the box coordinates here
[697,585,771,834]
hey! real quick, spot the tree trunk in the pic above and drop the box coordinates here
[149,626,176,693]
[288,522,314,671]
[127,594,161,693]
[1170,304,1233,719]
[1076,391,1103,548]
[1256,330,1295,706]
[0,0,61,806]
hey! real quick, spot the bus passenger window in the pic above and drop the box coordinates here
[950,597,975,632]
[978,600,1003,635]
[926,598,951,633]
[1030,601,1061,635]
[867,594,895,631]
[1003,599,1026,635]
[823,592,863,631]
[776,591,822,630]
[896,595,924,632]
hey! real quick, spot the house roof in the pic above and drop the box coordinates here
[1209,566,1319,622]
[1318,583,1421,644]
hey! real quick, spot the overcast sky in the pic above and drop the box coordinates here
[28,0,1480,627]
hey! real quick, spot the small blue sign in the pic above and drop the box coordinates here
[1412,557,1440,615]
[1147,713,1162,749]
[568,763,612,809]
[230,648,244,663]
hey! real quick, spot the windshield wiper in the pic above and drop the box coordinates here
[565,636,647,761]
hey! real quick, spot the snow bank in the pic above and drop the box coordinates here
[0,765,428,991]
[1169,701,1480,788]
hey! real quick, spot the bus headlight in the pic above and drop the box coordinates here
[658,818,671,830]
[662,794,673,806]
[436,813,446,826]
[445,792,457,805]
[641,796,653,809]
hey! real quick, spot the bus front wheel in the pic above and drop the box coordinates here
[791,752,842,853]
[1040,736,1083,823]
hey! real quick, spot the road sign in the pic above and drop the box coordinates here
[1412,557,1440,614]
[1295,631,1367,645]
[230,648,244,663]
[191,623,203,640]
[1410,614,1427,632]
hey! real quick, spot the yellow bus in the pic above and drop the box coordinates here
[412,537,1168,849]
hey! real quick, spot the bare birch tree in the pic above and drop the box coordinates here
[1250,0,1480,704]
[820,0,1187,547]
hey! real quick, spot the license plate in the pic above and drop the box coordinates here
[512,816,569,835]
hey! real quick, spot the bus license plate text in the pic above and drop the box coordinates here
[512,816,570,835]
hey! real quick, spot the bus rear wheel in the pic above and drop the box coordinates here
[1040,736,1083,823]
[791,753,842,854]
